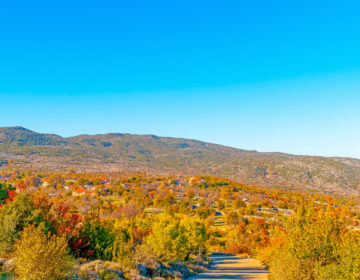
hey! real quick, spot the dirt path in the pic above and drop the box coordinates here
[189,254,268,280]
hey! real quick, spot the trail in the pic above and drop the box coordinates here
[189,254,268,280]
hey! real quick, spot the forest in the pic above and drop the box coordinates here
[1,168,360,280]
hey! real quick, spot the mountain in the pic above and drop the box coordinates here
[0,126,69,146]
[1,126,360,195]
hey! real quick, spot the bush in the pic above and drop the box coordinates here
[14,224,75,280]
[316,234,360,279]
[78,260,123,280]
[134,243,159,269]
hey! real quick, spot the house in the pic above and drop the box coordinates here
[83,184,92,190]
[87,190,96,196]
[73,187,86,196]
[189,176,203,184]
[168,179,180,185]
[100,177,110,184]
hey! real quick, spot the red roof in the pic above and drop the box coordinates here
[190,176,202,182]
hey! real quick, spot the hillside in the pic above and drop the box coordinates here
[1,126,360,195]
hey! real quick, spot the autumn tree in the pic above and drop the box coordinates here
[181,217,208,257]
[24,175,42,188]
[186,189,196,200]
[226,211,239,225]
[268,205,345,280]
[146,215,188,262]
[14,224,74,280]
[316,234,360,279]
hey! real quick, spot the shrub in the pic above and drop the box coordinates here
[14,224,75,280]
[316,234,360,279]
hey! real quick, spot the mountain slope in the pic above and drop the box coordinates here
[0,127,360,195]
[0,126,69,146]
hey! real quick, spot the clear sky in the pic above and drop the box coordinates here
[1,0,360,158]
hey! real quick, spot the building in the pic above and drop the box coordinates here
[72,187,86,196]
[189,176,203,184]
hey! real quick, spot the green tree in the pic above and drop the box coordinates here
[0,192,35,256]
[196,207,213,219]
[181,217,208,257]
[81,219,115,260]
[146,216,188,262]
[0,183,15,202]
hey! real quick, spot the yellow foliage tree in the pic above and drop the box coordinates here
[268,205,345,280]
[146,216,188,262]
[14,224,75,280]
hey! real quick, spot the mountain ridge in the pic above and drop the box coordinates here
[1,126,360,196]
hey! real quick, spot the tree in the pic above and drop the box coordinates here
[0,192,35,256]
[80,218,115,260]
[316,234,360,280]
[111,217,135,269]
[226,211,239,225]
[146,216,188,262]
[14,224,74,280]
[181,217,208,257]
[24,176,42,188]
[196,206,213,219]
[233,199,246,209]
[216,200,226,210]
[186,189,196,200]
[112,230,134,269]
[46,174,64,188]
[268,205,344,280]
[0,183,15,204]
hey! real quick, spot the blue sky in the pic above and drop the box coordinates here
[1,1,360,158]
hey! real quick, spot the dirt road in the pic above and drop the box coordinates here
[189,254,268,280]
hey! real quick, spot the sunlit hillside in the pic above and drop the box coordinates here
[1,126,360,196]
